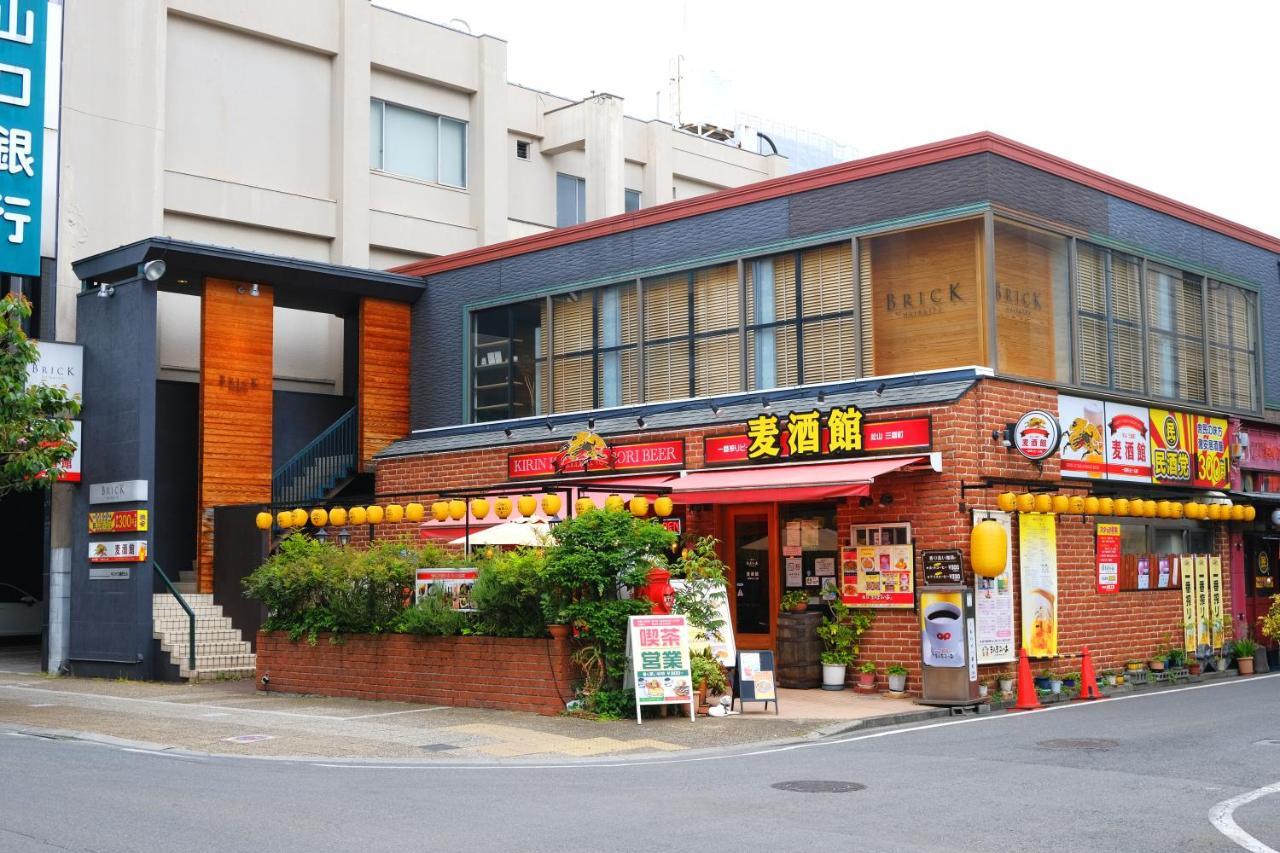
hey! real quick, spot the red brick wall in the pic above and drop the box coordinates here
[256,632,579,715]
[372,377,1234,694]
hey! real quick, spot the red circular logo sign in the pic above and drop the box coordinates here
[1013,410,1061,462]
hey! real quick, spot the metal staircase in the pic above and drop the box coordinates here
[272,407,358,506]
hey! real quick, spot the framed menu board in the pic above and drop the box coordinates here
[841,544,915,608]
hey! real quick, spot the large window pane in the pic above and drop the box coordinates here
[471,300,542,422]
[745,254,798,390]
[1076,243,1144,394]
[1145,263,1204,402]
[369,100,383,169]
[439,117,466,187]
[994,220,1070,381]
[383,103,437,182]
[552,292,593,412]
[1207,281,1258,411]
[643,272,691,401]
[645,340,690,402]
[1109,252,1144,393]
[556,173,585,227]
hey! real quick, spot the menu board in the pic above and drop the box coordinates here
[1105,401,1152,482]
[415,568,478,611]
[1193,415,1230,489]
[1096,523,1121,594]
[1019,513,1058,658]
[973,510,1015,664]
[625,615,695,723]
[734,650,777,707]
[921,550,963,585]
[841,545,914,608]
[1058,395,1106,480]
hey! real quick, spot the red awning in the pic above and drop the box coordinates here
[606,456,929,505]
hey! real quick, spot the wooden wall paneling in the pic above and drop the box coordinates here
[359,298,411,469]
[198,278,274,593]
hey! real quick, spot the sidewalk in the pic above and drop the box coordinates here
[0,671,943,761]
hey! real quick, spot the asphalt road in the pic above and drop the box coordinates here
[2,674,1278,853]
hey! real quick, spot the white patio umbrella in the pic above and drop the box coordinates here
[448,519,553,548]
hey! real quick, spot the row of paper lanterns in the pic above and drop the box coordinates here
[995,492,1256,521]
[255,493,675,530]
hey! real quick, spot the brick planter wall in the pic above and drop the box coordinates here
[256,632,580,715]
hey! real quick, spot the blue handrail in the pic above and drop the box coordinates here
[271,407,357,506]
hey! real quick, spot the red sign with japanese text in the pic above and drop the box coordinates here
[508,439,685,480]
[702,411,931,467]
[1192,415,1230,489]
[1104,401,1151,482]
[1095,523,1121,594]
[1243,427,1280,473]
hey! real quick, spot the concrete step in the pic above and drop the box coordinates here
[153,605,228,618]
[172,582,197,594]
[153,627,244,642]
[185,655,256,671]
[153,592,214,604]
[180,666,256,682]
[153,592,255,683]
[160,639,253,657]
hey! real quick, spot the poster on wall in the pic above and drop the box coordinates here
[1095,523,1121,594]
[1019,513,1058,658]
[973,510,1015,664]
[1194,556,1211,648]
[1137,555,1151,590]
[1149,408,1194,486]
[840,545,914,608]
[1058,395,1106,480]
[1208,557,1225,649]
[624,615,695,723]
[1192,415,1230,489]
[1104,401,1152,482]
[1180,555,1198,653]
[1157,555,1172,589]
[919,589,966,668]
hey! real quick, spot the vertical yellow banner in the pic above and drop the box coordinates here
[1180,555,1197,653]
[1018,513,1058,658]
[1194,555,1211,648]
[1208,557,1225,649]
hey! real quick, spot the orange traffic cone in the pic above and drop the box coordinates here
[1075,646,1103,701]
[1013,647,1042,711]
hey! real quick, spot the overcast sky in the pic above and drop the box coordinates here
[380,0,1280,237]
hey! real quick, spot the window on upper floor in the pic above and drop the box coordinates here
[994,220,1071,382]
[370,99,467,188]
[625,189,641,213]
[471,300,542,422]
[1076,243,1145,394]
[1145,262,1205,402]
[556,173,586,227]
[1206,280,1258,411]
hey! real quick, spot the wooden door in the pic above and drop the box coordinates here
[724,504,778,652]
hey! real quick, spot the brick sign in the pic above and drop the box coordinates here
[703,408,931,467]
[508,438,685,480]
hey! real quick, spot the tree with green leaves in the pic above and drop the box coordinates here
[0,294,79,497]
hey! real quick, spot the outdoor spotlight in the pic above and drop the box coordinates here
[503,427,513,438]
[96,283,114,299]
[761,397,771,410]
[874,382,887,397]
[636,416,646,428]
[710,403,722,416]
[545,421,555,433]
[142,259,166,281]
[237,283,260,296]
[859,496,873,508]
[587,418,595,430]
[879,493,894,506]
[816,391,826,404]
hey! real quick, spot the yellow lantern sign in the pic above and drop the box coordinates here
[255,511,273,530]
[1156,500,1171,519]
[366,505,385,525]
[406,502,425,522]
[1142,499,1157,518]
[494,497,512,519]
[1097,497,1114,516]
[1068,495,1085,514]
[349,506,367,526]
[654,496,674,518]
[291,508,308,528]
[1051,495,1070,515]
[1169,501,1184,520]
[431,501,449,522]
[1016,493,1035,513]
[386,504,404,524]
[310,507,328,528]
[329,506,348,527]
[1230,504,1245,521]
[1113,498,1130,517]
[448,500,466,521]
[1033,493,1052,514]
[276,510,292,529]
[604,494,625,513]
[996,492,1017,513]
[1083,496,1100,515]
[517,494,537,517]
[629,495,649,517]
[575,496,595,516]
[1244,505,1257,522]
[541,493,562,517]
[469,498,489,520]
[971,519,1008,578]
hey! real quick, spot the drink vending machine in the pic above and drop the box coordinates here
[918,584,980,706]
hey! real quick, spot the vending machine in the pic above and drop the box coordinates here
[918,584,980,706]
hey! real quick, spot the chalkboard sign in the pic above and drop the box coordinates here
[732,650,778,714]
[922,549,963,586]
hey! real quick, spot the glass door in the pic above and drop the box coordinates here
[725,505,777,651]
[1245,534,1278,642]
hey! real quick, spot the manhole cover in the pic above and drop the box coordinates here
[771,780,866,794]
[1036,738,1118,751]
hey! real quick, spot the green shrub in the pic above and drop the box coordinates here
[471,548,548,638]
[398,590,469,636]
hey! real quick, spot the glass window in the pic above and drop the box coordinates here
[995,220,1070,381]
[370,99,467,188]
[556,173,586,227]
[692,264,741,396]
[1076,243,1144,394]
[549,284,637,414]
[1207,281,1258,411]
[624,189,641,213]
[643,272,692,402]
[1145,263,1205,402]
[798,243,856,384]
[472,300,543,422]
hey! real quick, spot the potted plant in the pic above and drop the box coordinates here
[1048,674,1063,694]
[816,599,873,691]
[690,652,728,712]
[780,589,808,613]
[856,661,876,690]
[1034,669,1052,690]
[887,664,908,693]
[1125,660,1143,673]
[1234,638,1258,675]
[1167,647,1187,670]
[1103,670,1117,687]
[1149,645,1166,672]
[977,682,989,698]
[997,671,1014,694]
[1062,671,1079,689]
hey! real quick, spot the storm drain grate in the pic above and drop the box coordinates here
[771,780,866,794]
[1036,738,1118,751]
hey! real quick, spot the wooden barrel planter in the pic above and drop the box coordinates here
[777,610,822,688]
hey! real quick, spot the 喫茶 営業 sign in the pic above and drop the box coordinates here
[625,615,694,724]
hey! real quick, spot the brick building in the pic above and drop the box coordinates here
[368,132,1280,690]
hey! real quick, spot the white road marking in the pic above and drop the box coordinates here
[1210,781,1280,853]
[342,707,447,719]
[121,747,207,762]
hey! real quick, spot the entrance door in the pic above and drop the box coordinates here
[1244,534,1278,641]
[725,505,777,651]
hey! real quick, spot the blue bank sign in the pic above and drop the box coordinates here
[0,0,44,276]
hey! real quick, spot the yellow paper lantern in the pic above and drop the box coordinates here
[654,496,674,518]
[366,505,384,525]
[1113,498,1130,517]
[1142,499,1157,518]
[431,501,449,522]
[1068,495,1085,514]
[329,506,348,527]
[629,495,649,517]
[406,502,424,523]
[1016,493,1035,513]
[541,493,562,517]
[448,500,466,521]
[1156,500,1171,518]
[1182,501,1199,520]
[1098,497,1114,516]
[349,506,367,526]
[1231,504,1245,521]
[575,496,595,516]
[469,498,489,520]
[604,494,625,513]
[1051,495,1070,515]
[1033,493,1052,514]
[276,510,292,529]
[996,492,1017,513]
[1207,503,1223,521]
[517,494,537,517]
[1169,501,1183,519]
[494,497,512,519]
[971,519,1008,579]
[386,504,404,524]
[291,508,308,528]
[255,511,273,530]
[1244,505,1257,522]
[310,507,328,528]
[1083,496,1100,515]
